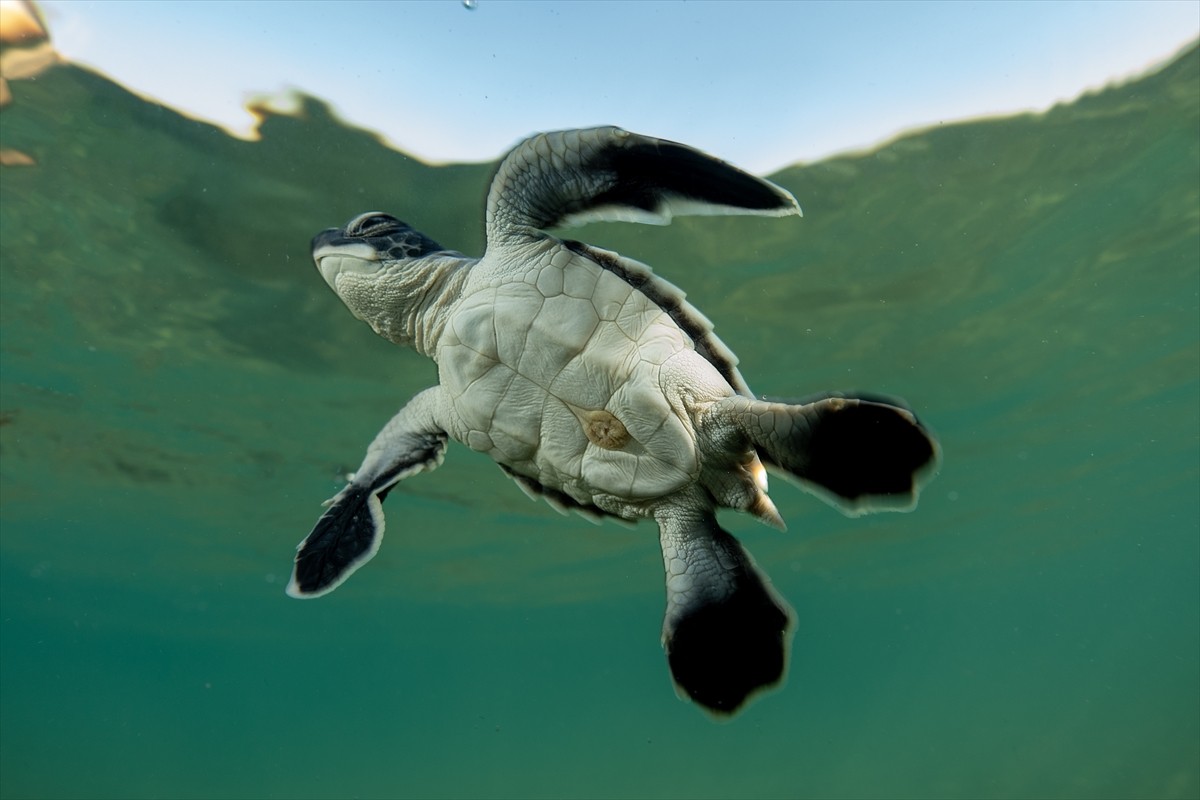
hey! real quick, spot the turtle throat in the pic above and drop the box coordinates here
[332,253,471,357]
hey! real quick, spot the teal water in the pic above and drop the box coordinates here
[1,47,1198,799]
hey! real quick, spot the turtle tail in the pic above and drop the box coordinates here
[656,509,792,716]
[712,393,939,516]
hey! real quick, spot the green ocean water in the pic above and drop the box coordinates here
[0,41,1197,800]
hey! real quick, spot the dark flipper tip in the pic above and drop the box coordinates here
[665,576,791,716]
[805,400,937,503]
[286,488,384,599]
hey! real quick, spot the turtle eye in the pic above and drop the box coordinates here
[345,213,401,237]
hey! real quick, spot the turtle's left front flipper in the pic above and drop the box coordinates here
[287,388,448,599]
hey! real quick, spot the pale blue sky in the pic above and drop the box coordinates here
[37,0,1200,172]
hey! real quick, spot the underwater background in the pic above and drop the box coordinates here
[1,21,1198,800]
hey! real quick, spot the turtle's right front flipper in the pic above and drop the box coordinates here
[287,388,448,599]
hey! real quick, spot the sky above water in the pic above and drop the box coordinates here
[31,0,1200,171]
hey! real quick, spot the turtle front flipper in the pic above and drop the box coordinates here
[287,388,449,599]
[485,126,800,240]
[656,508,792,716]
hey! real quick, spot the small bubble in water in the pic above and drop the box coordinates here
[462,0,477,9]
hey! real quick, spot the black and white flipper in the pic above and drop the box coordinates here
[656,507,792,716]
[715,393,939,516]
[485,126,800,241]
[287,388,448,598]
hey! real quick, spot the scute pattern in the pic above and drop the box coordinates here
[439,241,701,501]
[564,241,753,397]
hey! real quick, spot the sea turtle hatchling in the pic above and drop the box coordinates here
[287,126,938,716]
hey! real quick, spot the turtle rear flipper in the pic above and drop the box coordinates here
[657,510,792,716]
[287,389,449,598]
[717,394,939,516]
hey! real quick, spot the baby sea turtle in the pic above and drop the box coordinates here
[288,127,938,716]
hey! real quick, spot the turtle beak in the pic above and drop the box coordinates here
[311,228,341,253]
[311,228,384,290]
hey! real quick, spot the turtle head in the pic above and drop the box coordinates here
[311,212,447,291]
[311,212,467,352]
